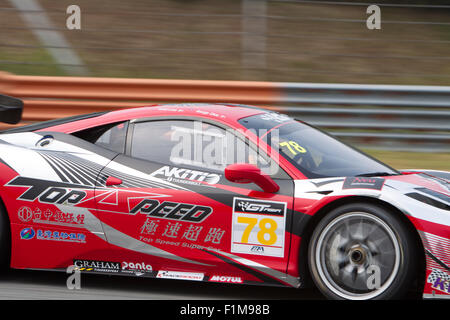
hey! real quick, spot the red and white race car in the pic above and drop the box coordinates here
[0,95,448,299]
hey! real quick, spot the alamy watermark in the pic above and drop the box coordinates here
[366,5,381,30]
[366,264,381,290]
[169,121,280,176]
[66,5,81,30]
[66,265,81,290]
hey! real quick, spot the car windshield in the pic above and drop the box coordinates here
[238,113,399,179]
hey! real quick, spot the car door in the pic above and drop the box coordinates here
[3,131,117,270]
[94,117,295,284]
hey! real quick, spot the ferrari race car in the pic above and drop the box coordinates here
[0,94,448,300]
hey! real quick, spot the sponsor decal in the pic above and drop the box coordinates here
[73,260,153,276]
[260,112,291,123]
[235,200,284,216]
[156,270,204,281]
[138,236,225,252]
[35,210,85,228]
[38,188,86,204]
[18,206,85,228]
[195,109,226,119]
[139,217,226,246]
[251,246,264,254]
[121,261,152,276]
[18,206,33,222]
[231,197,287,258]
[130,199,212,223]
[155,107,185,112]
[427,268,450,294]
[151,166,221,186]
[209,275,243,283]
[140,218,160,236]
[204,227,226,244]
[20,227,35,240]
[9,179,87,204]
[74,260,121,273]
[37,229,86,243]
[342,177,385,190]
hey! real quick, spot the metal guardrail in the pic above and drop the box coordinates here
[274,107,450,131]
[275,84,450,152]
[0,71,448,152]
[280,83,450,108]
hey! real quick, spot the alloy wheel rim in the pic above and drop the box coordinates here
[315,212,401,300]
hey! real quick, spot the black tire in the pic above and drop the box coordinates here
[308,202,418,300]
[0,201,10,270]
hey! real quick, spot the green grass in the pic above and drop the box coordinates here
[0,48,65,76]
[363,149,450,171]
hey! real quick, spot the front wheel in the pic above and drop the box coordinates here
[308,202,418,300]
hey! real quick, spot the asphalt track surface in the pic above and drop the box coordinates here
[0,268,324,300]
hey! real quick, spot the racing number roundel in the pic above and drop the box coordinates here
[231,197,286,258]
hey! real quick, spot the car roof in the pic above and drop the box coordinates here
[37,103,269,133]
[0,111,108,134]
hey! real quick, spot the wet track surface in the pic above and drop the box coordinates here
[0,269,324,300]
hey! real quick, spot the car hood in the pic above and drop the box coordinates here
[385,173,449,196]
[293,172,449,218]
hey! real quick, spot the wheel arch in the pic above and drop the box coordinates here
[297,195,425,295]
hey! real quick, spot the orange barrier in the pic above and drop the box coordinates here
[0,71,279,129]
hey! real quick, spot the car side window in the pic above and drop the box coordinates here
[94,122,128,153]
[130,120,188,165]
[130,120,287,178]
[72,121,128,153]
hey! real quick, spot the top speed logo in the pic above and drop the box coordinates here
[6,177,88,204]
[130,199,212,223]
[36,187,86,204]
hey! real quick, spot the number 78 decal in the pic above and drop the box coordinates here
[231,197,286,258]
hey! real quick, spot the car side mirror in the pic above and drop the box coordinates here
[224,163,279,193]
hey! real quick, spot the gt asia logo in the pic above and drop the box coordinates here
[6,177,87,204]
[151,166,221,185]
[209,275,243,283]
[130,199,212,223]
[238,202,272,213]
[236,200,284,215]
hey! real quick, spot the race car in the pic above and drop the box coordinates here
[0,94,448,300]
